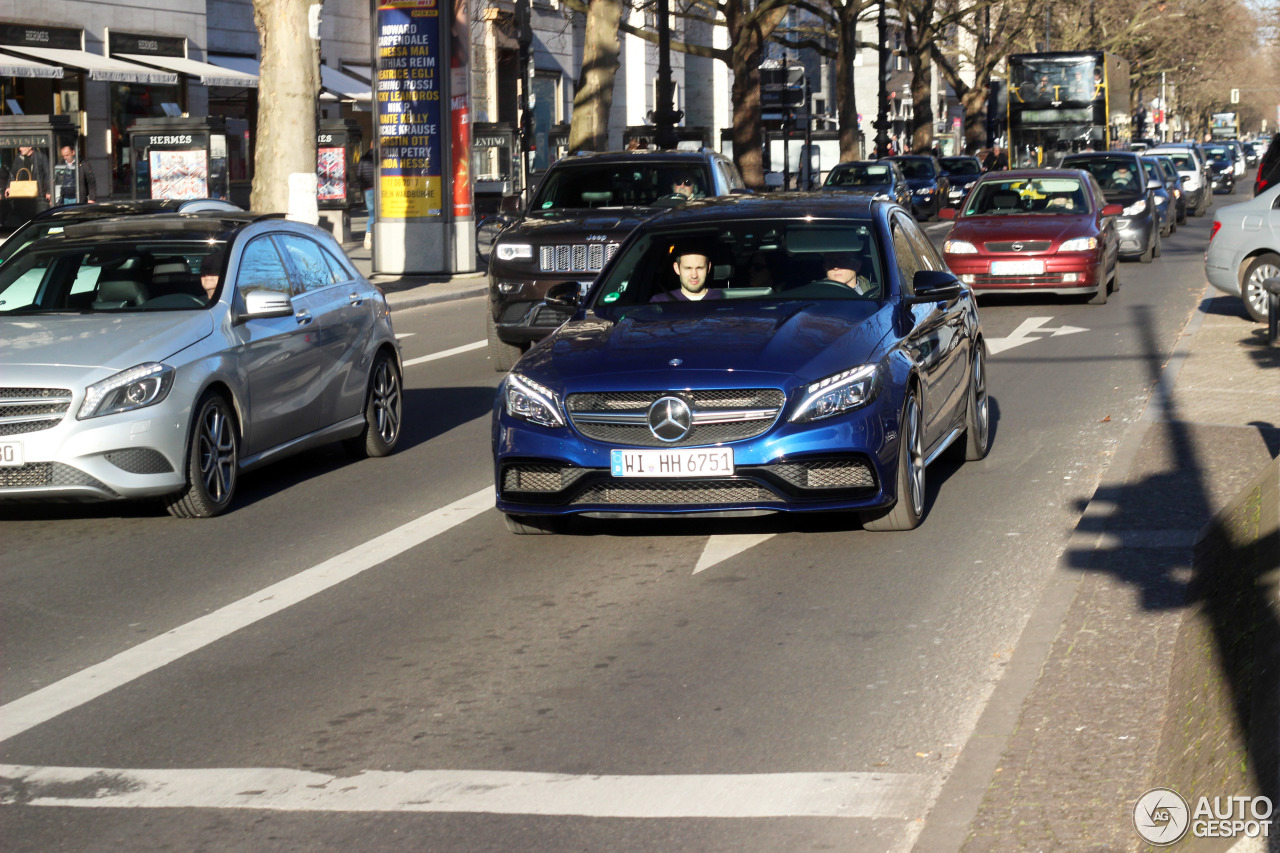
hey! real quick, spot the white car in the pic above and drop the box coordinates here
[1205,182,1280,322]
[1149,146,1209,217]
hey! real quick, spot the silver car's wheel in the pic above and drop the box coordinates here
[165,393,238,519]
[863,389,925,531]
[344,352,402,458]
[1242,254,1280,323]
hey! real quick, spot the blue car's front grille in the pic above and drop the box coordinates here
[570,479,779,506]
[566,389,785,448]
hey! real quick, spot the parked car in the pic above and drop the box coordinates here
[1142,156,1181,233]
[939,169,1122,303]
[1255,132,1280,196]
[822,160,912,208]
[487,149,748,371]
[1061,151,1163,262]
[886,155,951,221]
[492,194,989,533]
[0,213,402,517]
[939,155,984,208]
[1149,145,1210,216]
[1205,181,1280,322]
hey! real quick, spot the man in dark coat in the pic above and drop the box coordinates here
[55,144,96,205]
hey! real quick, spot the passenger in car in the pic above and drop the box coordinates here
[823,251,877,297]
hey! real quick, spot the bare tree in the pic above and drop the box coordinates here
[251,0,321,213]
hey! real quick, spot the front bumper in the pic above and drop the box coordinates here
[1114,213,1156,257]
[946,251,1105,295]
[490,273,592,346]
[909,193,938,218]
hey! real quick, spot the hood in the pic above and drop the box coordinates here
[951,214,1096,246]
[520,300,893,389]
[0,312,215,375]
[903,176,939,190]
[949,174,981,189]
[502,209,659,242]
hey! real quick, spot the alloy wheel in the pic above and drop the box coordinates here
[371,358,402,446]
[1245,262,1279,321]
[198,402,236,505]
[905,395,925,518]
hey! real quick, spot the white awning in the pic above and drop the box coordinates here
[340,63,371,84]
[0,52,63,79]
[115,53,258,89]
[208,56,369,103]
[0,46,177,85]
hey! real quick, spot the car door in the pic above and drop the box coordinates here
[1089,175,1120,280]
[230,234,329,456]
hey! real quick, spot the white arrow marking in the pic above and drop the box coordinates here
[986,317,1088,355]
[694,533,776,574]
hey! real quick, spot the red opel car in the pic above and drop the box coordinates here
[940,169,1123,304]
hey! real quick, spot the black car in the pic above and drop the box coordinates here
[1141,156,1180,235]
[886,155,951,221]
[822,160,912,208]
[939,156,984,209]
[1206,150,1236,194]
[1061,152,1163,262]
[486,149,747,371]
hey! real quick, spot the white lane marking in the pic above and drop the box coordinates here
[986,316,1088,355]
[394,332,416,339]
[694,533,777,574]
[403,340,485,367]
[0,764,933,820]
[0,489,493,745]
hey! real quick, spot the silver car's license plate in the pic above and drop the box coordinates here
[610,448,733,478]
[0,439,24,467]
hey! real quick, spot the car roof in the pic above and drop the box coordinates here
[36,212,282,245]
[635,192,879,228]
[975,168,1090,180]
[550,149,724,167]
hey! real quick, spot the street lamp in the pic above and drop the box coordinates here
[649,0,684,149]
[873,0,889,157]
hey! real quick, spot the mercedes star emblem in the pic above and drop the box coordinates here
[647,396,693,442]
[669,358,683,367]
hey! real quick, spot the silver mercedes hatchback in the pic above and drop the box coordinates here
[0,213,403,517]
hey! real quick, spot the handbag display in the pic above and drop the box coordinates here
[8,167,38,198]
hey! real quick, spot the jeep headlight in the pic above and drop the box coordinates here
[495,243,534,262]
[790,364,879,424]
[78,362,175,419]
[504,373,564,428]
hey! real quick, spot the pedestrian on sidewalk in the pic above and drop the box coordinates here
[357,145,376,251]
[54,143,96,206]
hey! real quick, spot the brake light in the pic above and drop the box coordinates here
[1257,173,1268,195]
[1209,221,1221,244]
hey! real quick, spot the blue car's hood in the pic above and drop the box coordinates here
[520,300,894,390]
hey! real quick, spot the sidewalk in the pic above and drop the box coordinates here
[342,214,489,312]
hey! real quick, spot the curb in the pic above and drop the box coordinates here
[385,283,488,313]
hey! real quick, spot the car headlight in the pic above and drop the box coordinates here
[1154,195,1168,205]
[78,362,175,420]
[790,364,879,424]
[944,239,978,254]
[914,188,934,195]
[504,373,564,428]
[495,243,534,262]
[872,192,892,202]
[1058,236,1098,252]
[1122,199,1148,216]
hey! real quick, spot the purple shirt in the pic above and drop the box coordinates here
[650,287,724,303]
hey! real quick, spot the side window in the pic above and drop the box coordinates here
[278,234,338,293]
[901,217,943,272]
[721,158,746,191]
[322,247,356,282]
[236,237,291,296]
[890,215,923,294]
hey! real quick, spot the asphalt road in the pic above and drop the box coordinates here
[0,206,1219,851]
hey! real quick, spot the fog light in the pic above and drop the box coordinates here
[1062,272,1081,283]
[960,274,975,284]
[498,281,521,294]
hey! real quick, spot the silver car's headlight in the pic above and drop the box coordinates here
[495,243,534,262]
[790,364,879,423]
[1122,199,1148,216]
[78,362,175,420]
[504,373,564,428]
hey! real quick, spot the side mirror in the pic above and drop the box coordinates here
[499,195,522,214]
[1101,203,1123,217]
[1146,178,1163,191]
[939,207,956,220]
[545,280,583,309]
[240,289,293,320]
[907,269,963,303]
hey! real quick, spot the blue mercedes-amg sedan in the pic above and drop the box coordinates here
[491,194,989,533]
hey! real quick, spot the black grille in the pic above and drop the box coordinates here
[503,464,589,493]
[105,449,174,475]
[531,304,574,327]
[771,459,876,489]
[0,387,72,435]
[500,302,533,324]
[566,389,785,448]
[0,462,116,494]
[570,479,780,505]
[984,241,1051,253]
[970,273,1075,288]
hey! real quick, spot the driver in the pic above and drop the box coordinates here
[651,246,722,302]
[670,172,704,199]
[1110,165,1136,190]
[823,251,876,297]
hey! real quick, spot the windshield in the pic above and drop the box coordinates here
[940,158,982,175]
[825,163,893,187]
[0,240,227,314]
[529,163,708,211]
[893,159,936,180]
[591,220,885,306]
[1155,151,1195,170]
[1063,157,1143,192]
[964,177,1090,215]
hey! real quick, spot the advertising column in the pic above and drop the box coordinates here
[373,0,474,274]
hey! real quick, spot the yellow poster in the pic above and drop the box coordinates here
[379,175,442,218]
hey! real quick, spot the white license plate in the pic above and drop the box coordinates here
[0,440,24,467]
[610,447,734,478]
[990,260,1045,275]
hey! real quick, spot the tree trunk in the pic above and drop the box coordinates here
[836,3,861,161]
[569,0,622,151]
[908,44,933,153]
[252,0,320,213]
[727,3,787,190]
[960,84,988,153]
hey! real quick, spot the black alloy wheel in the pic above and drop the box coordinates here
[165,392,238,519]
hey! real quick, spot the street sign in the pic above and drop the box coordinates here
[1231,88,1240,104]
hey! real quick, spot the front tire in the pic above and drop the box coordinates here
[956,344,990,462]
[344,351,402,458]
[1242,253,1280,323]
[165,393,238,519]
[863,389,925,532]
[487,312,524,373]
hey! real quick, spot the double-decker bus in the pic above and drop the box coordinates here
[1006,51,1131,168]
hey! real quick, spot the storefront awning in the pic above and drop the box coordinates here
[115,53,258,89]
[0,46,177,85]
[340,63,371,84]
[0,52,63,79]
[209,55,369,103]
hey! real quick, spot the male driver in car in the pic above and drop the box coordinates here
[651,246,722,301]
[824,251,877,297]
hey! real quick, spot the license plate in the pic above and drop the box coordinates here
[610,447,734,478]
[990,260,1045,275]
[0,440,23,467]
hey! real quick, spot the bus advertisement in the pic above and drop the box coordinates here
[1210,112,1239,139]
[1007,51,1131,168]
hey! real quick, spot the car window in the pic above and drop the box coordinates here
[903,218,944,271]
[826,163,894,187]
[321,247,355,282]
[895,159,935,179]
[236,237,291,297]
[940,158,982,175]
[529,162,710,210]
[890,215,923,295]
[965,176,1089,215]
[277,234,338,293]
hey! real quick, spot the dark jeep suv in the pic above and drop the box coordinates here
[486,149,746,370]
